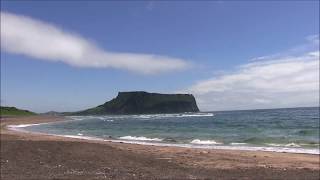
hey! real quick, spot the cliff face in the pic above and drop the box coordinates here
[75,91,199,115]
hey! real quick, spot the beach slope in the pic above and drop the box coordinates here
[1,116,319,179]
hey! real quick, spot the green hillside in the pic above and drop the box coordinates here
[0,106,36,116]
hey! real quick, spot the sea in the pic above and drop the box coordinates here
[11,107,320,154]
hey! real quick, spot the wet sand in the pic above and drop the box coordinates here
[1,115,319,179]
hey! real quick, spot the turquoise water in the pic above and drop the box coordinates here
[20,107,319,154]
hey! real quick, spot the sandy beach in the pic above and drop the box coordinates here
[1,115,319,180]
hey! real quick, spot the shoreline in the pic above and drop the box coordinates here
[7,115,319,155]
[1,115,320,179]
[7,121,320,155]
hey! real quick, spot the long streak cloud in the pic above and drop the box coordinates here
[1,12,189,74]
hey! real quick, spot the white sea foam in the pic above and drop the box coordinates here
[180,113,214,117]
[131,113,214,119]
[62,135,103,141]
[191,139,222,145]
[54,135,320,155]
[68,112,214,122]
[119,136,163,142]
[121,112,214,119]
[7,123,47,132]
[102,119,114,122]
[77,133,83,136]
[266,143,281,147]
[285,143,301,147]
[267,143,301,148]
[7,123,51,134]
[8,123,42,128]
[102,139,319,155]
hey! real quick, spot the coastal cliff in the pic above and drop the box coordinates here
[74,91,199,115]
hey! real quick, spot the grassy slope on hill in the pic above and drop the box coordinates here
[0,106,36,116]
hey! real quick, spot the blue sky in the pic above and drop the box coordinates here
[1,1,319,112]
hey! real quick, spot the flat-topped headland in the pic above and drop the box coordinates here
[73,91,200,115]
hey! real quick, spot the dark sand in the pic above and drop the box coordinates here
[1,116,319,179]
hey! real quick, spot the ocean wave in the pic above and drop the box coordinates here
[104,139,319,155]
[285,143,301,147]
[118,136,163,142]
[230,142,247,145]
[7,124,320,155]
[179,113,214,117]
[103,119,114,122]
[266,143,301,148]
[125,112,214,119]
[163,137,178,142]
[300,143,320,146]
[62,135,103,141]
[69,116,92,121]
[190,139,222,145]
[68,112,214,121]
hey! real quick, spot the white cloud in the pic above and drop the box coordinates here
[0,11,189,74]
[187,51,319,111]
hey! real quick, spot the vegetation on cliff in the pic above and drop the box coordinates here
[0,106,36,116]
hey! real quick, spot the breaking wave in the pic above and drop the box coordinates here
[68,112,214,121]
[119,136,163,142]
[190,139,222,145]
[266,143,301,148]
